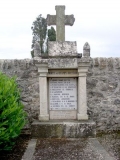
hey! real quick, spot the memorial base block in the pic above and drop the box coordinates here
[39,114,49,121]
[77,114,88,120]
[31,120,96,138]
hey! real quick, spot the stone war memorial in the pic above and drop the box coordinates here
[31,5,96,138]
[0,5,119,138]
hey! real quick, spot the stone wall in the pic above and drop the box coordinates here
[87,58,120,132]
[0,59,39,127]
[0,58,120,132]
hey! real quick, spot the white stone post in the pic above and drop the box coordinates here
[77,61,90,120]
[37,62,49,121]
[83,42,90,57]
[77,69,88,120]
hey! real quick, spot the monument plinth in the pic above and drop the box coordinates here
[32,5,96,138]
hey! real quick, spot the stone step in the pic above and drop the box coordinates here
[31,120,96,138]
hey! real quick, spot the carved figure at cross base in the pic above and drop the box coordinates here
[47,5,75,41]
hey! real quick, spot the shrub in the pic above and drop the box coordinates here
[0,72,27,150]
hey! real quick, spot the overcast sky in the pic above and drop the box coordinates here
[0,0,120,59]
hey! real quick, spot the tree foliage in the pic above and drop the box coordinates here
[48,27,56,41]
[31,14,56,57]
[31,14,47,53]
[0,72,27,150]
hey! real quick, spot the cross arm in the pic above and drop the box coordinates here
[47,14,75,26]
[47,15,56,25]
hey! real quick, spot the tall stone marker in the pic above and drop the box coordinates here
[34,5,90,121]
[47,5,75,41]
[32,5,96,139]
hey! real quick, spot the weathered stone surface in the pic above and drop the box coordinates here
[48,41,77,57]
[49,57,88,70]
[78,57,90,63]
[48,58,78,68]
[114,58,120,69]
[0,57,120,132]
[33,57,48,64]
[34,42,41,57]
[87,78,98,88]
[93,58,99,66]
[87,57,120,132]
[55,5,65,41]
[83,42,90,57]
[47,69,78,77]
[114,99,120,105]
[107,58,113,71]
[99,58,107,69]
[31,121,96,138]
[47,5,75,41]
[47,14,75,26]
[22,139,37,160]
[50,111,77,119]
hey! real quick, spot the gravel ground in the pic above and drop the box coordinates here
[98,133,120,160]
[0,133,119,160]
[33,138,104,160]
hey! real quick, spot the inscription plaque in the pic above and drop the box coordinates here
[49,78,77,110]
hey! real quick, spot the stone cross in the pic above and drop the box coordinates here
[47,5,75,41]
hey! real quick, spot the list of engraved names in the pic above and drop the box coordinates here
[49,78,77,110]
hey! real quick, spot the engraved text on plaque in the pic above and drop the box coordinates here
[49,78,77,110]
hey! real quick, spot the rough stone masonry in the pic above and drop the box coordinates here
[0,57,120,132]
